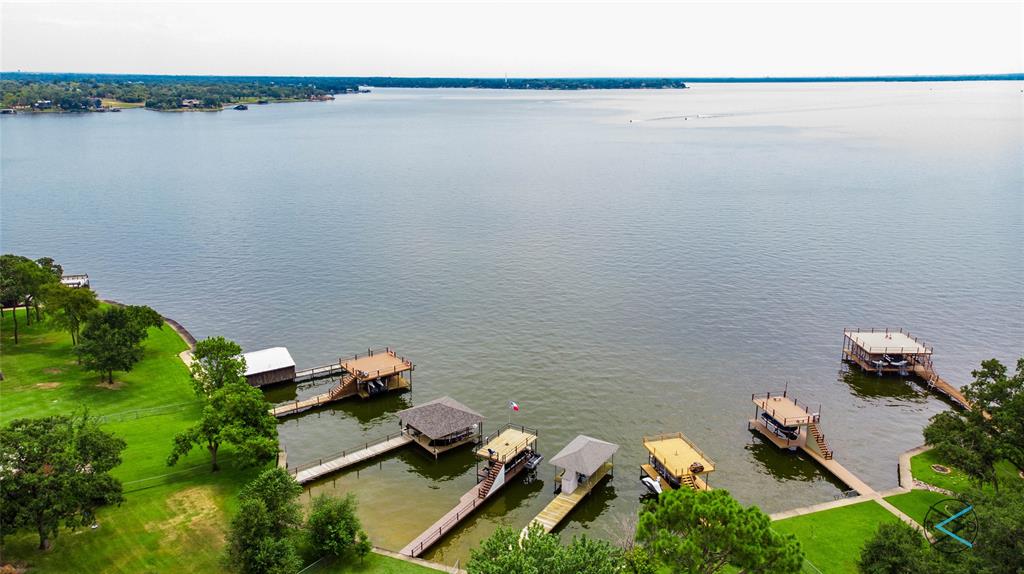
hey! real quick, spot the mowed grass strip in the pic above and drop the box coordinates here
[909,449,1020,494]
[309,553,441,574]
[772,500,900,574]
[0,309,261,572]
[883,490,950,526]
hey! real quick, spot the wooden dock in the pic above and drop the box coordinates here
[911,362,970,409]
[291,433,413,484]
[749,418,872,496]
[401,463,529,557]
[526,462,612,534]
[293,362,347,383]
[270,373,358,417]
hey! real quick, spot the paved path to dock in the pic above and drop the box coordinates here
[293,434,413,484]
[771,445,932,540]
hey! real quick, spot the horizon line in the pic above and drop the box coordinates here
[3,71,1023,82]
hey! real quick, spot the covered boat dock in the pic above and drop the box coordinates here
[399,396,484,457]
[525,435,617,534]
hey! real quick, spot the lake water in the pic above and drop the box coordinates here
[3,83,1022,565]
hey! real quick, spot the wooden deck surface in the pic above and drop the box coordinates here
[750,420,873,496]
[342,350,412,380]
[401,464,527,557]
[293,434,413,484]
[640,463,708,491]
[270,387,356,417]
[912,364,970,409]
[844,349,969,409]
[527,462,612,534]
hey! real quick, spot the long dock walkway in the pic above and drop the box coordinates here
[911,362,969,409]
[401,464,527,557]
[526,462,612,534]
[292,433,413,484]
[270,373,357,417]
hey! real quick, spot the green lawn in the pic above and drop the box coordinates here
[883,490,950,526]
[773,501,900,574]
[0,308,261,572]
[910,449,1020,494]
[308,553,440,573]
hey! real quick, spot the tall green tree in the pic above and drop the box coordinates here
[190,336,247,398]
[468,523,624,574]
[0,413,126,550]
[224,468,303,574]
[167,382,277,471]
[858,522,937,574]
[636,488,802,574]
[34,257,63,279]
[306,494,372,562]
[923,357,1024,489]
[42,283,99,346]
[23,259,59,322]
[125,304,164,332]
[0,254,37,341]
[75,306,149,384]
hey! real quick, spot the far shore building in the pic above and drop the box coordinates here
[242,347,297,387]
[641,432,715,493]
[60,274,90,289]
[399,396,484,457]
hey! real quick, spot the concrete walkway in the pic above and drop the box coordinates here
[771,444,933,540]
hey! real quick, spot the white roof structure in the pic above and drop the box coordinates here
[846,331,931,355]
[550,435,619,477]
[242,347,296,376]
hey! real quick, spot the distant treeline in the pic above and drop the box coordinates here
[0,74,356,110]
[2,72,1019,111]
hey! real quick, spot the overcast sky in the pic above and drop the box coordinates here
[2,1,1021,77]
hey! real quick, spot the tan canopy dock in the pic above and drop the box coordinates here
[641,432,715,492]
[399,396,484,457]
[402,423,542,558]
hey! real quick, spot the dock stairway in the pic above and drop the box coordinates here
[679,475,696,489]
[329,373,356,399]
[809,421,833,460]
[478,463,501,499]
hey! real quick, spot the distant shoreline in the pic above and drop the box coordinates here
[4,72,1022,84]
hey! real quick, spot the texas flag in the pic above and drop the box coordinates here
[508,401,520,412]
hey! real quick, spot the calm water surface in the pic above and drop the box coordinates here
[3,83,1022,565]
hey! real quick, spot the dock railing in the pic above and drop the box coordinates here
[340,347,415,381]
[843,328,934,355]
[643,432,716,476]
[751,392,816,426]
[288,431,406,476]
[293,363,343,379]
[405,497,480,557]
[479,423,539,463]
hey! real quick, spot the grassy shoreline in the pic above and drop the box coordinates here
[0,307,444,573]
